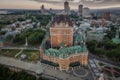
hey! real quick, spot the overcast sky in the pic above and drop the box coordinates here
[0,0,120,9]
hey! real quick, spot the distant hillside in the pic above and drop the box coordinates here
[90,7,120,15]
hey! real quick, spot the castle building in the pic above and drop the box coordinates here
[50,26,73,47]
[40,14,88,71]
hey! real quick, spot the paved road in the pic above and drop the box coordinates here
[0,46,39,50]
[89,53,120,68]
[88,58,101,80]
[88,53,120,80]
[0,56,83,80]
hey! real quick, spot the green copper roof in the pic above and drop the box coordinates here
[45,45,87,59]
[74,31,83,44]
[112,38,120,44]
[112,30,120,44]
[74,32,83,43]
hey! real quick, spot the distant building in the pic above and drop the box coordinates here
[91,13,98,20]
[80,22,91,31]
[41,5,45,14]
[78,4,83,17]
[49,8,53,13]
[40,14,88,71]
[79,21,106,42]
[91,19,111,27]
[0,10,8,14]
[103,12,111,21]
[86,30,105,42]
[83,7,90,18]
[110,14,117,21]
[64,1,70,14]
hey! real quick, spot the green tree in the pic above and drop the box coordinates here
[94,48,106,56]
[13,29,46,45]
[104,41,117,50]
[86,40,98,52]
[5,35,14,42]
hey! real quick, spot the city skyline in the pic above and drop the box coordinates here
[0,0,120,10]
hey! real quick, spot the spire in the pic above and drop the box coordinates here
[25,37,28,46]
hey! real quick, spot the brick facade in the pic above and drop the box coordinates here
[40,48,88,71]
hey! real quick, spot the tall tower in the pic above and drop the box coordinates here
[78,4,83,17]
[41,4,45,14]
[64,1,70,14]
[50,14,73,47]
[83,7,90,17]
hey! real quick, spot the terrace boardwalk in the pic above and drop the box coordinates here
[0,56,83,80]
[0,56,43,73]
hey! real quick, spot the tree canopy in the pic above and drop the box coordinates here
[86,23,120,62]
[13,29,46,45]
[0,65,48,80]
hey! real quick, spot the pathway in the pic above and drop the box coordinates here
[15,49,23,58]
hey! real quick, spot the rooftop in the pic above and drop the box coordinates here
[51,14,73,27]
[45,45,87,59]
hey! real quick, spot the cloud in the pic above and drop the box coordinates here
[30,0,120,9]
[31,0,74,4]
[31,0,119,3]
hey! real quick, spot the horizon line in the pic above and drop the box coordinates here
[0,6,120,11]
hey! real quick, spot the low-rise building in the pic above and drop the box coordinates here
[91,19,111,27]
[0,37,5,47]
[86,30,105,42]
[112,29,120,44]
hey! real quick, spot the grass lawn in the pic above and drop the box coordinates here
[19,50,40,62]
[0,49,40,62]
[0,49,20,57]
